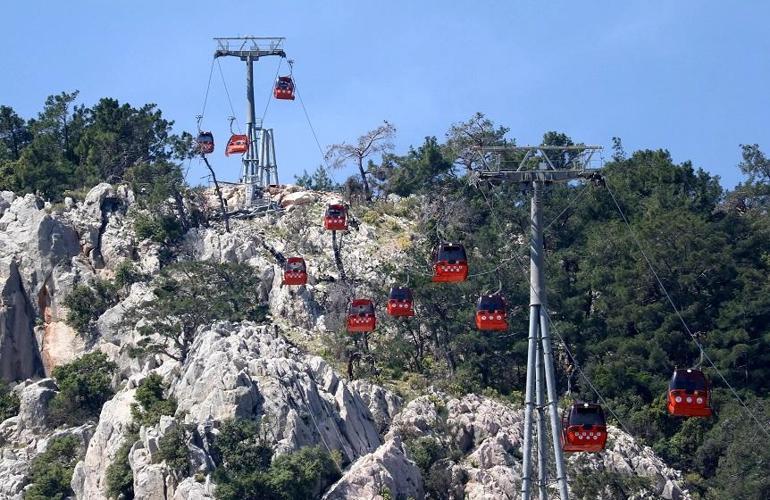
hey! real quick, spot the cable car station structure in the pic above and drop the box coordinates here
[480,145,602,500]
[213,37,284,209]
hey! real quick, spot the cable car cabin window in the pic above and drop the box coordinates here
[670,370,707,393]
[569,406,606,427]
[436,245,467,263]
[349,303,374,315]
[389,288,413,301]
[477,295,505,311]
[285,260,306,272]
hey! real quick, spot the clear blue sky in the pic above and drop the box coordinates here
[1,1,768,188]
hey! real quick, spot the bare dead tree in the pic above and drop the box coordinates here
[201,155,230,233]
[325,121,396,201]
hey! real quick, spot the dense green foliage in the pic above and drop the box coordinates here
[3,92,768,497]
[25,434,82,500]
[0,93,188,201]
[212,418,340,500]
[0,381,20,422]
[324,120,770,498]
[63,279,119,336]
[158,425,190,477]
[105,431,138,500]
[131,373,178,428]
[132,261,268,362]
[49,352,117,426]
[295,164,338,191]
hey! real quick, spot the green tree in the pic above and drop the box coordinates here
[49,352,117,426]
[295,164,338,191]
[0,380,20,421]
[105,432,138,500]
[25,434,82,500]
[131,373,178,428]
[63,279,119,337]
[133,261,267,362]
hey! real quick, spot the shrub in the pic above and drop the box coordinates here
[133,213,183,245]
[63,279,119,336]
[25,434,81,500]
[49,352,117,426]
[266,445,341,499]
[105,431,138,500]
[0,381,19,421]
[131,373,178,428]
[114,260,147,289]
[158,424,189,477]
[405,436,445,474]
[213,418,340,500]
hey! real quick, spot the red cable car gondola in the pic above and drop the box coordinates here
[432,243,468,283]
[667,368,713,418]
[283,257,308,286]
[561,402,608,453]
[347,299,376,333]
[196,131,214,155]
[475,293,507,331]
[225,134,249,156]
[324,204,348,231]
[387,286,415,317]
[274,76,296,100]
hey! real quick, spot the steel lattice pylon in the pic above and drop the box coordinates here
[214,37,285,209]
[478,145,602,500]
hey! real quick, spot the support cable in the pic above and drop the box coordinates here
[199,57,216,121]
[603,178,770,439]
[260,57,283,125]
[217,59,241,133]
[478,182,635,437]
[544,181,591,232]
[294,80,331,171]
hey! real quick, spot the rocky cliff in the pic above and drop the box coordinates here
[0,184,690,499]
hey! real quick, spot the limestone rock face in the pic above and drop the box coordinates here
[15,378,57,433]
[172,323,382,463]
[72,387,137,500]
[323,436,423,500]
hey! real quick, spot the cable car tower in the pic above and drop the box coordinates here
[214,37,284,209]
[479,144,602,500]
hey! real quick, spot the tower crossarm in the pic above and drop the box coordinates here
[476,144,603,180]
[213,37,286,60]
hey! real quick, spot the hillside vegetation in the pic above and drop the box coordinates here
[1,95,769,499]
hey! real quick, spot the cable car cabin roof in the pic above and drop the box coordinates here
[197,132,214,142]
[567,403,606,427]
[389,287,413,301]
[669,369,708,392]
[435,243,467,263]
[477,294,505,311]
[349,299,375,315]
[284,258,306,271]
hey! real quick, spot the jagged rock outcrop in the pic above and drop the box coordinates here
[331,392,691,500]
[172,323,382,463]
[73,386,137,499]
[323,436,424,500]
